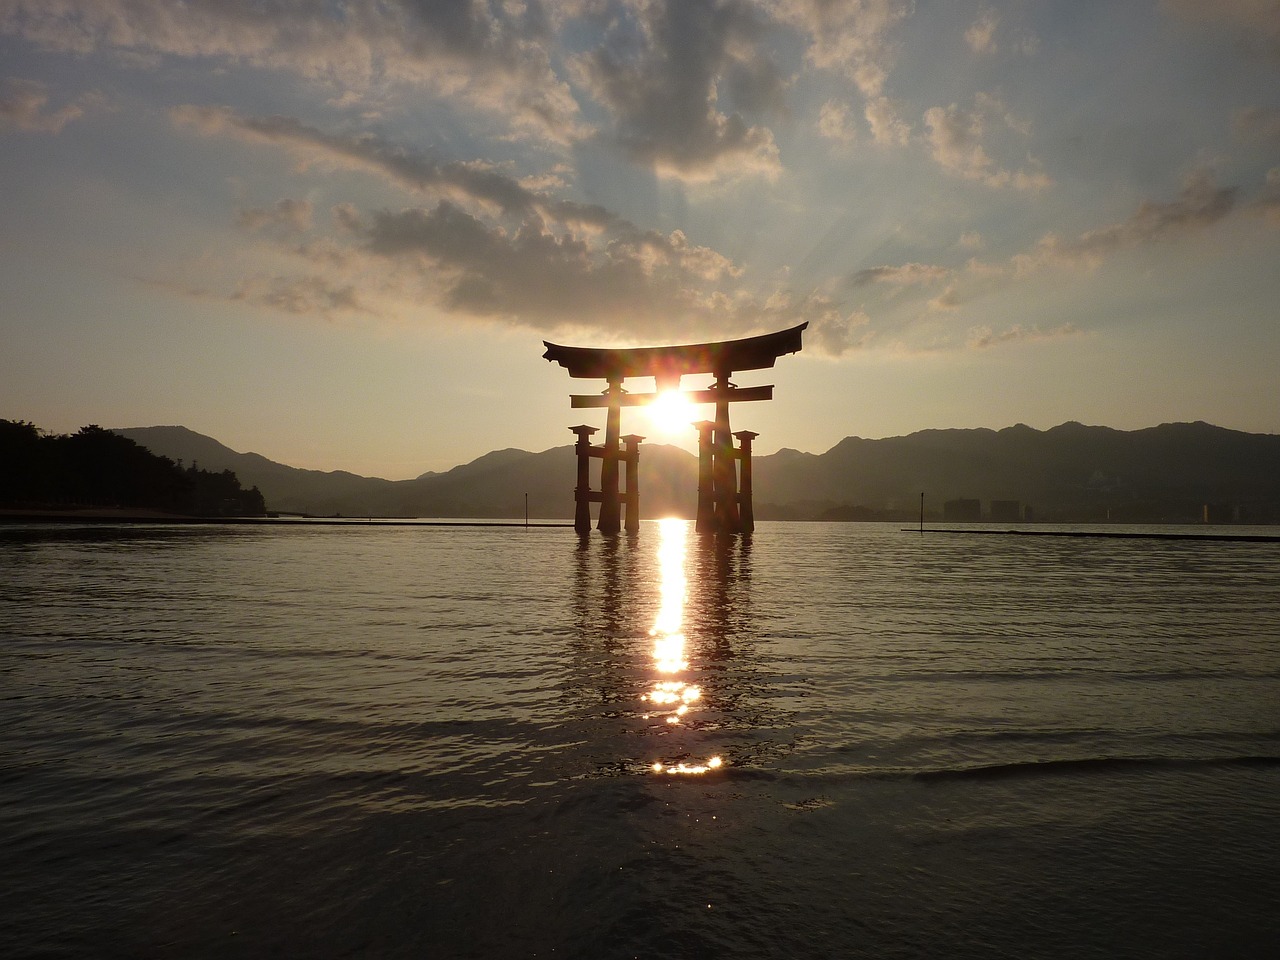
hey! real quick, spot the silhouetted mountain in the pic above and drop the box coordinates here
[3,421,265,516]
[753,421,1280,522]
[114,426,697,519]
[113,422,1280,523]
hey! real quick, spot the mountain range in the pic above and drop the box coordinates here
[113,422,1280,524]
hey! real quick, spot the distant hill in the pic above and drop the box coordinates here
[114,426,698,519]
[114,422,1280,523]
[2,421,265,517]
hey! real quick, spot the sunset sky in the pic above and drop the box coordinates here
[2,1,1278,478]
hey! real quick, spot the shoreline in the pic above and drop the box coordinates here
[904,526,1280,543]
[0,509,574,528]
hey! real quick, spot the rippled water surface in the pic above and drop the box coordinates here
[3,521,1279,958]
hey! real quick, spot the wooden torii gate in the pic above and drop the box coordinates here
[543,323,806,535]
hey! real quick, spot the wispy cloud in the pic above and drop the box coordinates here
[0,0,582,142]
[235,197,313,235]
[775,0,911,97]
[966,323,1079,349]
[965,8,1000,56]
[850,263,950,287]
[865,96,911,146]
[818,100,857,143]
[923,97,1050,190]
[0,78,99,133]
[1021,167,1237,269]
[170,103,871,352]
[172,105,606,227]
[569,0,784,181]
[851,167,1248,321]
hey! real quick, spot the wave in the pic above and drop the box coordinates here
[912,754,1280,781]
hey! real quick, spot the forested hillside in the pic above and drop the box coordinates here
[1,420,266,517]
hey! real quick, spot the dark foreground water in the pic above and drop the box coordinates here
[2,520,1279,959]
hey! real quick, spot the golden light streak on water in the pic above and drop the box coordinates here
[646,519,720,775]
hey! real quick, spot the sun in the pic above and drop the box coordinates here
[646,389,699,435]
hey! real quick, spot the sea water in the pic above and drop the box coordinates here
[2,520,1278,959]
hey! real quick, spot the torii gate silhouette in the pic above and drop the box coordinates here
[543,322,806,535]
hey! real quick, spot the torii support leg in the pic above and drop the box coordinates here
[570,425,598,535]
[597,377,623,535]
[694,420,715,533]
[711,373,740,534]
[621,434,643,535]
[734,430,758,535]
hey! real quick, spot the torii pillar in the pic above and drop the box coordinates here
[710,370,741,534]
[694,421,715,532]
[734,430,758,535]
[570,425,597,535]
[596,377,625,535]
[622,434,644,535]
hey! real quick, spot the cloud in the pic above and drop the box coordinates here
[261,200,864,353]
[923,99,1050,189]
[965,8,999,56]
[231,275,365,319]
[235,198,313,234]
[0,78,97,133]
[928,285,961,312]
[841,168,1248,322]
[865,96,911,146]
[172,104,610,228]
[817,100,857,143]
[964,7,1039,58]
[0,0,582,142]
[774,0,912,97]
[1027,167,1237,267]
[170,103,866,352]
[350,199,747,331]
[569,0,783,181]
[850,263,950,286]
[966,323,1079,349]
[803,304,873,355]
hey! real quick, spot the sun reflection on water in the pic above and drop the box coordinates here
[645,518,721,776]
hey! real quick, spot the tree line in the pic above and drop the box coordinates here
[1,420,266,517]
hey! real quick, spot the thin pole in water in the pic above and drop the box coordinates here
[525,492,529,527]
[919,491,924,533]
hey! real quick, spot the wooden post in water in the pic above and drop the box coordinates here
[694,420,715,533]
[622,434,644,535]
[597,377,624,535]
[734,430,758,535]
[710,370,740,534]
[570,425,597,535]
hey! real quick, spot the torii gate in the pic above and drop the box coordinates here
[543,323,806,535]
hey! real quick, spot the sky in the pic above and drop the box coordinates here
[2,0,1278,479]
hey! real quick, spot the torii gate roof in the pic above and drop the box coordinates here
[542,322,807,381]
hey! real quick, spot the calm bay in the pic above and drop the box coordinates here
[2,520,1279,958]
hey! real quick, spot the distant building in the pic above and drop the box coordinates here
[990,499,1021,522]
[943,498,981,522]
